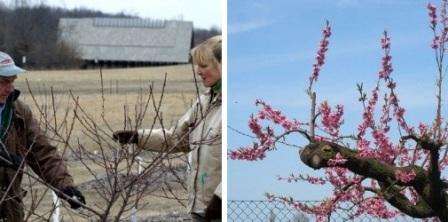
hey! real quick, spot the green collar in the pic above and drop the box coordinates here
[0,91,19,141]
[211,79,221,94]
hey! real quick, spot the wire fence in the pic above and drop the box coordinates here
[228,200,425,222]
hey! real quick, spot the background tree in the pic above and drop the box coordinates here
[230,1,448,221]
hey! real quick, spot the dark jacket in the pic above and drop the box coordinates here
[0,90,74,221]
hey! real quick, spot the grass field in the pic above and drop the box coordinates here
[14,64,202,221]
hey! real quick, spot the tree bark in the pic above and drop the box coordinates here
[299,141,448,220]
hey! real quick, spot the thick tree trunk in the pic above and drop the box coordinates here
[299,141,448,220]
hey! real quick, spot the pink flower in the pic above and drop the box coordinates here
[391,96,413,134]
[228,144,268,161]
[229,100,306,161]
[255,99,301,131]
[327,152,347,166]
[381,36,391,49]
[428,3,438,29]
[357,139,375,158]
[358,86,379,138]
[310,22,332,83]
[372,129,395,163]
[361,198,398,218]
[277,173,326,185]
[319,101,344,138]
[432,35,440,49]
[378,31,393,79]
[395,169,416,183]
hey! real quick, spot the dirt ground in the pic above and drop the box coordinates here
[13,65,204,221]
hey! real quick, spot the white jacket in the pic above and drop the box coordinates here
[137,90,222,213]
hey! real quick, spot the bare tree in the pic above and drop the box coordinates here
[1,68,205,221]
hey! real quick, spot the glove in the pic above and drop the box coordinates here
[58,186,86,209]
[113,130,139,144]
[0,153,23,170]
[205,195,221,221]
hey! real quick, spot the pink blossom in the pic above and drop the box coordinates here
[391,96,413,134]
[372,129,395,163]
[378,32,393,79]
[428,3,438,29]
[325,167,348,187]
[381,35,390,49]
[327,153,347,166]
[228,144,268,161]
[319,101,344,138]
[248,115,263,138]
[380,96,392,133]
[358,86,379,138]
[294,199,335,221]
[277,173,326,185]
[357,139,375,158]
[360,198,398,218]
[418,122,430,137]
[255,99,301,131]
[229,100,305,161]
[310,22,332,83]
[395,169,417,183]
[442,0,448,25]
[432,35,440,49]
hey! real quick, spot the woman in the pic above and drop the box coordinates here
[113,35,222,221]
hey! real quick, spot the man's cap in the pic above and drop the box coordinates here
[0,51,25,77]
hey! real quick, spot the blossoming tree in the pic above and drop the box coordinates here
[230,1,448,221]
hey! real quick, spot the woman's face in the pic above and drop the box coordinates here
[197,62,221,87]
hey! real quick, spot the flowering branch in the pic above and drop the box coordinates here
[231,3,448,219]
[308,20,332,139]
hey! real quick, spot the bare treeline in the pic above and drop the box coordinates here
[0,3,221,70]
[192,27,221,47]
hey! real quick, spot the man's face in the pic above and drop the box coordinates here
[0,76,16,103]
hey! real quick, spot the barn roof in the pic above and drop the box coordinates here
[58,18,193,63]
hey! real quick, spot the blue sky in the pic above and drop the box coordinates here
[228,0,442,201]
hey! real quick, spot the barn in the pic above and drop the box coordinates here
[58,17,193,67]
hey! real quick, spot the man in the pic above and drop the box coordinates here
[0,51,85,221]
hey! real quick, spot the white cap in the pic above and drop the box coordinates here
[0,51,25,77]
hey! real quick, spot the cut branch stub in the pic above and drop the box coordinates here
[299,142,355,169]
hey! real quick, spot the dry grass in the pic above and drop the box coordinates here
[15,65,201,220]
[16,64,201,95]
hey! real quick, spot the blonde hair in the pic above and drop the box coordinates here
[191,35,222,68]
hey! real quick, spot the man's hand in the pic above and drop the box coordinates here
[59,186,86,209]
[0,153,23,170]
[205,195,221,221]
[112,130,139,144]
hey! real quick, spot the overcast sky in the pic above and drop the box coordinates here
[24,0,222,29]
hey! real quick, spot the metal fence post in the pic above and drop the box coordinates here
[129,156,144,222]
[52,191,61,222]
[136,156,143,174]
[130,207,137,222]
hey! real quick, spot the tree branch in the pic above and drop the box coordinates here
[366,184,435,218]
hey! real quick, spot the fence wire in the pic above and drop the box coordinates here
[228,200,426,222]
